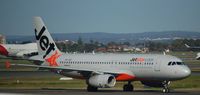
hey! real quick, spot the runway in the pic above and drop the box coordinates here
[0,71,62,78]
[0,89,199,95]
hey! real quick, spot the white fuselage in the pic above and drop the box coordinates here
[0,43,38,57]
[47,53,191,81]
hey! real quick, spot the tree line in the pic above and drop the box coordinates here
[17,38,200,53]
[56,37,200,53]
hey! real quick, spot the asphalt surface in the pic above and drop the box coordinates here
[0,71,62,78]
[0,89,199,95]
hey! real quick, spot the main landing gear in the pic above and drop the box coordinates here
[123,81,134,91]
[162,81,170,93]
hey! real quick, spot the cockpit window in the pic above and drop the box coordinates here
[176,62,182,65]
[168,62,172,65]
[177,62,185,65]
[168,61,184,66]
[172,62,176,65]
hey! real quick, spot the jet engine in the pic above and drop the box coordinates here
[87,74,116,88]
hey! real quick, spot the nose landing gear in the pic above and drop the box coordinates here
[162,81,170,93]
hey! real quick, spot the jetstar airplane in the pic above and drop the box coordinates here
[9,17,191,93]
[196,52,200,60]
[0,43,38,58]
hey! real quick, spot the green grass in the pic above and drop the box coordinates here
[171,76,200,89]
[0,76,199,90]
[0,58,37,71]
[192,69,200,72]
[0,77,86,89]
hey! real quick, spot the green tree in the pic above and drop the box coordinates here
[77,37,84,52]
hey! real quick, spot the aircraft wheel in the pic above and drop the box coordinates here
[123,83,133,91]
[162,81,170,93]
[162,87,170,93]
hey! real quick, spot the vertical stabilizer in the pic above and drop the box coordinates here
[33,17,61,60]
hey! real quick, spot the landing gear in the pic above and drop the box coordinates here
[87,85,98,92]
[123,81,134,91]
[162,81,170,93]
[162,87,169,93]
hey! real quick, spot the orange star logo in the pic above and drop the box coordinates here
[45,51,61,66]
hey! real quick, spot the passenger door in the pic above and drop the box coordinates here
[154,60,160,71]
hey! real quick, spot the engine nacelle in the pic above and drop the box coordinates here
[88,74,116,88]
[141,81,164,87]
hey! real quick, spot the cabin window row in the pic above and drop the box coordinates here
[59,61,154,65]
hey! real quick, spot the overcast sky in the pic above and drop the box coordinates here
[0,0,200,35]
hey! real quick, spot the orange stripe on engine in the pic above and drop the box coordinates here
[116,73,135,81]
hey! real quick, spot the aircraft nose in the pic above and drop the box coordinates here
[181,66,191,78]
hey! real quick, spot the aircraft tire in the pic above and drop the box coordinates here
[123,84,133,91]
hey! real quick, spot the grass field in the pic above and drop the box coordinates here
[0,76,199,90]
[0,57,37,71]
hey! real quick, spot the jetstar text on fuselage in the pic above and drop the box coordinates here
[130,58,154,62]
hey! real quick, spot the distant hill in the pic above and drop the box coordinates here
[5,31,200,44]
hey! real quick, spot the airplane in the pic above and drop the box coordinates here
[185,44,200,60]
[196,52,200,60]
[0,43,38,58]
[185,44,200,51]
[8,17,191,93]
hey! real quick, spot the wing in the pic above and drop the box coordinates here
[8,63,136,81]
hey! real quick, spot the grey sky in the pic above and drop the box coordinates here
[0,0,200,35]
